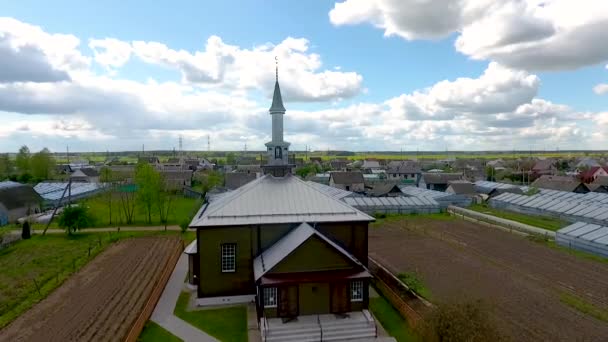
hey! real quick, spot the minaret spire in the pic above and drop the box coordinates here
[263,57,293,177]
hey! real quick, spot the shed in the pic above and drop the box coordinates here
[419,173,463,191]
[0,181,42,225]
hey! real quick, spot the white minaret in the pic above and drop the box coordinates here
[265,58,290,165]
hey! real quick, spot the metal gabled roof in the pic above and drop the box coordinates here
[190,174,373,227]
[253,222,365,282]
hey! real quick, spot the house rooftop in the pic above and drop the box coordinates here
[330,171,364,185]
[421,173,463,184]
[531,175,588,192]
[190,174,373,227]
[253,222,366,282]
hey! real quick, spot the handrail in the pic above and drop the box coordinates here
[317,314,323,341]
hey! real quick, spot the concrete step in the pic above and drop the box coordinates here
[266,327,321,337]
[322,331,377,341]
[323,327,376,338]
[266,332,322,342]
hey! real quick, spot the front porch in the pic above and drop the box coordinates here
[261,310,377,342]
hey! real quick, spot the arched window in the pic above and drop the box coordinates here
[274,146,282,159]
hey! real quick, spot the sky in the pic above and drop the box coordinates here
[0,0,607,153]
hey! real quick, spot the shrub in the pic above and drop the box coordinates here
[418,300,504,342]
[58,206,94,234]
[179,219,190,233]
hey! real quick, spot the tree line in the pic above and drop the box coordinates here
[0,145,56,183]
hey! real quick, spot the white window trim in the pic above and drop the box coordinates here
[263,287,277,308]
[221,243,236,273]
[350,281,363,302]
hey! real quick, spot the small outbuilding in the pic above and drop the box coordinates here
[70,168,100,183]
[0,181,42,225]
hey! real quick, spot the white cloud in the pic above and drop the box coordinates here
[89,38,132,69]
[131,36,364,102]
[0,17,605,152]
[0,17,90,79]
[330,0,608,71]
[594,83,608,95]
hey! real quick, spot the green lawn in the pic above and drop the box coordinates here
[174,292,247,342]
[0,231,185,329]
[79,194,202,228]
[138,321,182,342]
[370,294,418,342]
[468,204,568,231]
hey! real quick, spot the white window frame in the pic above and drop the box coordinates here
[221,243,236,273]
[350,281,363,302]
[263,287,277,308]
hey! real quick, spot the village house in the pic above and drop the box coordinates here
[187,73,377,341]
[70,168,100,183]
[589,176,608,193]
[225,172,257,190]
[158,169,193,191]
[531,175,590,193]
[531,159,556,177]
[445,180,476,195]
[386,161,421,185]
[329,159,348,171]
[0,181,42,225]
[329,171,365,192]
[418,173,463,191]
[579,166,608,184]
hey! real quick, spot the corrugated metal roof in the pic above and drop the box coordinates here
[34,182,106,201]
[253,222,364,281]
[305,181,355,200]
[0,181,21,189]
[190,175,373,227]
[184,240,197,254]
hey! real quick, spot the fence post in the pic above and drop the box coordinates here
[33,278,41,296]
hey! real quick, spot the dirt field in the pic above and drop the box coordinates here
[0,236,180,342]
[369,217,608,342]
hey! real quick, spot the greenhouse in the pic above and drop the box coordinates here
[398,185,472,208]
[490,190,608,226]
[556,222,608,258]
[343,196,440,215]
[34,182,107,207]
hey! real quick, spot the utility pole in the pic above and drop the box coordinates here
[66,146,70,164]
[207,135,211,152]
[179,135,183,156]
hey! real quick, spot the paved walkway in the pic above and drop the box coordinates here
[151,253,218,342]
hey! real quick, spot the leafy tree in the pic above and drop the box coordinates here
[0,153,12,180]
[100,167,115,225]
[295,164,321,178]
[193,170,224,194]
[21,221,31,239]
[58,206,94,234]
[15,145,30,173]
[157,186,174,231]
[135,163,162,223]
[30,148,55,180]
[119,187,137,224]
[225,152,237,165]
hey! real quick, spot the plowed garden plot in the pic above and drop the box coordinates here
[369,217,608,342]
[0,236,180,342]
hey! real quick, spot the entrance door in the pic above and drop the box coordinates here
[278,285,298,318]
[330,282,350,314]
